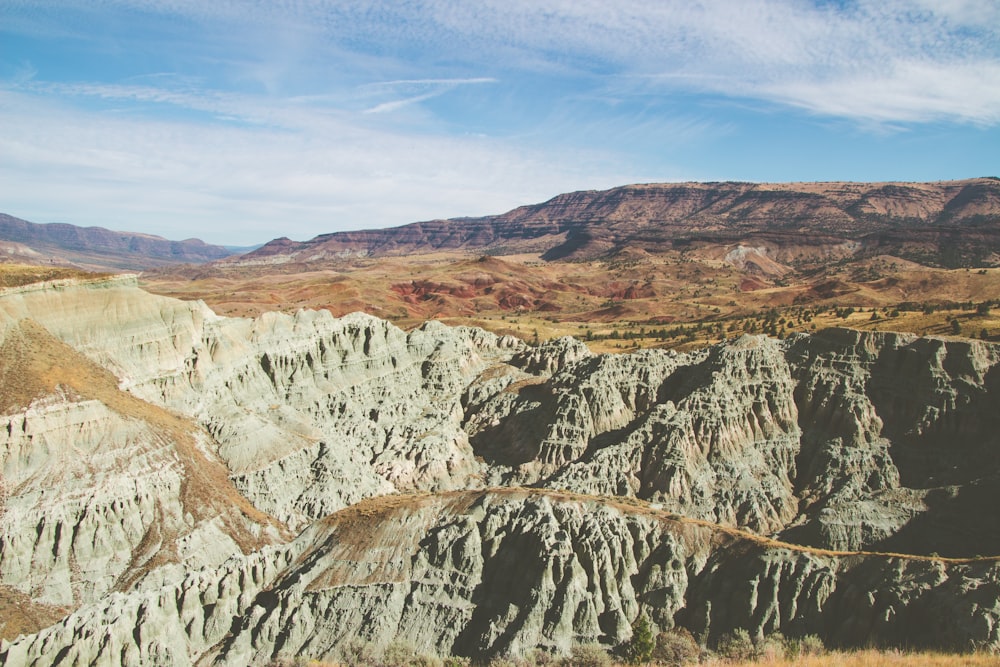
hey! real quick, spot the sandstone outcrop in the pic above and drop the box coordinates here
[2,276,1000,663]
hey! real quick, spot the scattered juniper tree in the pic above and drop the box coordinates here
[624,614,655,664]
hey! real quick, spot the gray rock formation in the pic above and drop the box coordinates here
[0,277,520,636]
[0,314,286,621]
[5,491,999,666]
[467,327,1000,555]
[2,276,1000,663]
[0,277,522,534]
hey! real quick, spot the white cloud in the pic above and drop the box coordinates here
[363,78,499,88]
[7,0,997,125]
[517,0,1000,126]
[361,77,497,114]
[364,91,446,114]
[0,87,651,244]
[762,60,1000,125]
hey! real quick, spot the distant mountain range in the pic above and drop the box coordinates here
[5,178,998,274]
[238,178,1000,269]
[0,213,232,270]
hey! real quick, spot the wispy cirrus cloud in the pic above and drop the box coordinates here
[8,0,998,125]
[361,77,497,114]
[278,0,998,126]
[761,61,1000,126]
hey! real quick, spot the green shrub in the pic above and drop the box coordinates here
[382,641,416,667]
[716,628,757,662]
[782,633,825,659]
[652,628,700,666]
[339,638,379,666]
[756,633,786,661]
[524,648,556,665]
[381,641,442,667]
[486,659,517,667]
[560,643,612,667]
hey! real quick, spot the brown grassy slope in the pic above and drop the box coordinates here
[719,651,1000,666]
[0,586,70,643]
[281,651,1000,666]
[0,263,113,289]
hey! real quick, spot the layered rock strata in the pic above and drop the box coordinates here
[236,178,1000,266]
[0,277,521,636]
[0,213,232,270]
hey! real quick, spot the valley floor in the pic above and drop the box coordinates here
[141,252,1000,354]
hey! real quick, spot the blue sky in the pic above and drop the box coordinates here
[2,1,999,245]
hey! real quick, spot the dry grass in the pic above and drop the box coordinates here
[0,318,122,412]
[712,650,1000,666]
[0,263,111,289]
[0,585,70,642]
[596,490,1000,563]
[267,648,1000,667]
[315,487,1000,567]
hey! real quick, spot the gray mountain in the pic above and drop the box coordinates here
[0,213,232,270]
